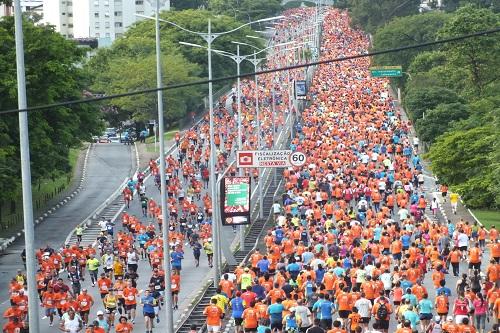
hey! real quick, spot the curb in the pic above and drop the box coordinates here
[0,144,92,252]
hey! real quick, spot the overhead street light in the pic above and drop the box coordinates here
[139,12,284,285]
[180,39,293,222]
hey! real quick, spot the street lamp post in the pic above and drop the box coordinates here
[181,39,293,225]
[13,1,40,332]
[248,53,265,220]
[231,39,295,220]
[149,0,174,331]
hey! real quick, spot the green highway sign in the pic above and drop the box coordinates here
[370,66,403,78]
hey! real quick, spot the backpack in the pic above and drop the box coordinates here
[376,302,388,319]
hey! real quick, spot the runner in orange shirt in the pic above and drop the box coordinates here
[204,298,223,333]
[115,316,134,333]
[76,288,94,326]
[122,281,139,324]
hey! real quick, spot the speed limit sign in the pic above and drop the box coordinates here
[289,151,306,167]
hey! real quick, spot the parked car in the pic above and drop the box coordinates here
[105,127,117,137]
[108,135,120,143]
[98,136,110,143]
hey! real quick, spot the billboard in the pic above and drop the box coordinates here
[295,80,307,100]
[220,177,251,226]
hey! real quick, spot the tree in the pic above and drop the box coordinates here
[90,50,201,123]
[209,0,282,21]
[125,10,263,86]
[441,0,500,13]
[347,0,420,33]
[415,102,469,143]
[403,86,463,121]
[0,17,102,203]
[88,10,265,124]
[372,12,449,77]
[427,126,498,208]
[171,0,208,10]
[437,6,500,97]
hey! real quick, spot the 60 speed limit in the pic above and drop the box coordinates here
[289,151,306,167]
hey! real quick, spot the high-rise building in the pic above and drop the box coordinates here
[1,0,43,18]
[42,0,170,46]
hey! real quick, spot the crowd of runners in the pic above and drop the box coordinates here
[200,8,500,333]
[1,8,303,333]
[3,6,500,333]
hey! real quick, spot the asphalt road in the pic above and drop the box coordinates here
[0,143,134,312]
[16,91,289,332]
[54,95,245,333]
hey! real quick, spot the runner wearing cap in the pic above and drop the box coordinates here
[94,311,109,333]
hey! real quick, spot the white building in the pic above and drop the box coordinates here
[42,0,170,46]
[1,0,43,17]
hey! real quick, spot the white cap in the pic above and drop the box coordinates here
[97,310,104,315]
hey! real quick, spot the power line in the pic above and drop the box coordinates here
[1,27,499,116]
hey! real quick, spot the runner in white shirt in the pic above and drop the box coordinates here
[60,309,83,333]
[354,293,373,331]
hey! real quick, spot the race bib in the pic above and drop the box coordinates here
[117,290,123,296]
[60,300,66,305]
[154,285,161,290]
[171,284,177,289]
[80,301,87,306]
[101,285,108,290]
[128,295,135,301]
[46,300,53,305]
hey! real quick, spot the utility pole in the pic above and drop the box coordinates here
[151,0,174,331]
[13,1,40,332]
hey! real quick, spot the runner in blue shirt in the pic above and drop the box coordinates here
[171,248,184,271]
[231,292,245,333]
[141,290,156,333]
[267,298,285,332]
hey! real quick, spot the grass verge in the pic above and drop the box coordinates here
[472,209,500,229]
[0,147,83,235]
[144,128,179,153]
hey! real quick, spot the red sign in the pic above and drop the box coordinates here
[238,152,254,166]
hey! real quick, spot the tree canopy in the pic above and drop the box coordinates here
[371,4,499,208]
[88,10,264,125]
[372,12,449,76]
[347,0,420,33]
[208,0,283,22]
[0,16,102,202]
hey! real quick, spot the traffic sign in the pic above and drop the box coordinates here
[289,151,306,167]
[237,150,295,168]
[369,66,402,78]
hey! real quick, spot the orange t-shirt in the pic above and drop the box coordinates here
[123,287,137,305]
[435,295,449,314]
[204,305,222,326]
[115,322,134,332]
[219,280,234,297]
[242,307,259,328]
[337,292,352,311]
[76,294,93,311]
[469,248,481,263]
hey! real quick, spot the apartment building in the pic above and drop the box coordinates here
[42,0,170,46]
